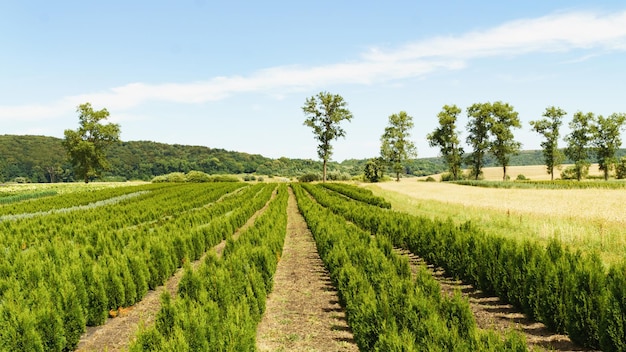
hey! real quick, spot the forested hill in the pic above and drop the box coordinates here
[2,134,620,183]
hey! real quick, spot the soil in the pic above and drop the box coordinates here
[256,187,359,352]
[396,248,596,352]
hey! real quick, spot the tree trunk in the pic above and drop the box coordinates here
[322,159,327,183]
[604,168,609,181]
[396,172,400,182]
[502,165,507,181]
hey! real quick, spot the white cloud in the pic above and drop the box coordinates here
[1,9,625,121]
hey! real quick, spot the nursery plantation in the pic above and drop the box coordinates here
[2,180,626,351]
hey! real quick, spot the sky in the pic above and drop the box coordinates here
[1,1,626,161]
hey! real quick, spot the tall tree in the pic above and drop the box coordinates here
[530,106,566,180]
[591,113,626,180]
[427,104,464,180]
[465,103,492,180]
[302,92,353,182]
[380,111,417,182]
[564,111,594,181]
[489,101,521,181]
[62,103,121,183]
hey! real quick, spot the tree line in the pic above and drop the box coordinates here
[300,92,625,182]
[427,104,626,181]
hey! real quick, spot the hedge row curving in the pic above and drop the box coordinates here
[304,183,626,351]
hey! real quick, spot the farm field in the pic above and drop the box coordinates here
[368,167,626,266]
[2,180,625,351]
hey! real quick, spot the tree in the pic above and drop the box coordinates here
[591,113,626,180]
[62,103,121,183]
[564,111,594,181]
[427,104,464,180]
[530,106,566,180]
[465,103,492,180]
[489,101,521,181]
[302,92,353,182]
[363,158,384,182]
[380,111,417,182]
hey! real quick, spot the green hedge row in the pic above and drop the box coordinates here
[0,183,164,216]
[0,183,277,351]
[294,184,525,351]
[319,182,391,208]
[130,184,288,351]
[304,183,626,351]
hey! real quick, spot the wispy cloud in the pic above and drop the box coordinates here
[2,10,625,121]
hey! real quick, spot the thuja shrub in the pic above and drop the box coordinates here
[304,183,626,350]
[130,184,288,351]
[293,184,522,351]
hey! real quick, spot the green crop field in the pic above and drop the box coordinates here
[2,180,626,351]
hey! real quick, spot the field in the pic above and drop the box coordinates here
[1,179,625,351]
[370,165,626,265]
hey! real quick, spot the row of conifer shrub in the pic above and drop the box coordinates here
[306,183,626,351]
[130,184,288,351]
[294,184,526,351]
[0,183,276,351]
[319,182,391,208]
[0,182,163,216]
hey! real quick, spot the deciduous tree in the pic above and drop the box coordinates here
[302,92,353,182]
[489,101,521,181]
[564,111,594,181]
[465,103,492,180]
[380,111,417,182]
[530,106,566,180]
[427,104,464,180]
[591,113,626,180]
[62,103,121,183]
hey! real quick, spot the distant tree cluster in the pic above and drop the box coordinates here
[533,108,626,181]
[426,102,522,181]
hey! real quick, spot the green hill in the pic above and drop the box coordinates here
[2,135,622,183]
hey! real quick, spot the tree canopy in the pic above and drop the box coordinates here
[465,103,492,180]
[530,106,566,180]
[302,92,353,182]
[380,111,417,181]
[489,101,521,181]
[592,113,626,180]
[62,103,121,183]
[427,104,464,180]
[565,111,594,181]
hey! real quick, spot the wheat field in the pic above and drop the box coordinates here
[367,166,626,265]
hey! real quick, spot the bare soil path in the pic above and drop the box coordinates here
[396,248,596,352]
[256,187,359,352]
[76,188,276,352]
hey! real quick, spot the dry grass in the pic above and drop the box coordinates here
[366,176,626,266]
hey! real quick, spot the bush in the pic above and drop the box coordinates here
[516,174,527,181]
[185,171,211,183]
[425,176,436,182]
[298,173,321,182]
[616,157,626,179]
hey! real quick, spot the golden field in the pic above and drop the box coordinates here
[366,165,626,266]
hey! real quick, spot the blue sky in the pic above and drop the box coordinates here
[1,1,626,161]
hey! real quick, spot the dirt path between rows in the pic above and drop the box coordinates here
[256,187,359,352]
[396,248,595,352]
[76,188,276,352]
